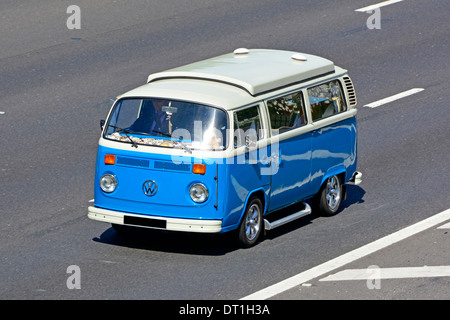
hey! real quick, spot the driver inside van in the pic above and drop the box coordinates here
[130,100,169,136]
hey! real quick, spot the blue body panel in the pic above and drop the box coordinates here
[95,146,221,220]
[221,149,271,231]
[310,117,358,189]
[268,131,313,212]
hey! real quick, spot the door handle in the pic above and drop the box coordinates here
[261,156,272,166]
[261,154,282,166]
[272,154,282,165]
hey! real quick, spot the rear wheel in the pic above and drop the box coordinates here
[237,197,263,248]
[316,175,343,216]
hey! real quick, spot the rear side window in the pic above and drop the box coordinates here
[267,91,306,134]
[233,106,262,148]
[308,80,347,121]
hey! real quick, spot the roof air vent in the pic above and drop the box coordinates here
[233,48,249,55]
[291,53,307,61]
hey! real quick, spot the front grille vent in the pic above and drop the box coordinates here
[117,157,150,168]
[154,161,190,172]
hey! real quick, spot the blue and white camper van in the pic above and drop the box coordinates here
[88,49,362,247]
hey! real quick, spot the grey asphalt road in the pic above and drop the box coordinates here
[0,0,449,303]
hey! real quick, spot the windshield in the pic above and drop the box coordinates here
[104,98,228,151]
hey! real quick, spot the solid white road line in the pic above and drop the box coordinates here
[320,266,450,281]
[240,208,450,300]
[355,0,403,12]
[0,111,5,115]
[363,88,424,108]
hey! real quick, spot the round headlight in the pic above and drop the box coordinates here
[100,174,117,193]
[189,183,209,203]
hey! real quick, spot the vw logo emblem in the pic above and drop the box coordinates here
[142,180,158,197]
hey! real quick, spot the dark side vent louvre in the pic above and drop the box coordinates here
[343,76,357,107]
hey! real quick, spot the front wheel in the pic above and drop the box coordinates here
[316,175,343,216]
[237,197,263,248]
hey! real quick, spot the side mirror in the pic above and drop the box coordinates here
[100,119,105,130]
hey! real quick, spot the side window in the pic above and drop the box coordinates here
[267,91,306,135]
[307,80,347,121]
[233,106,262,148]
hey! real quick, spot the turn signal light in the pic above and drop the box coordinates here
[104,154,116,165]
[193,163,206,175]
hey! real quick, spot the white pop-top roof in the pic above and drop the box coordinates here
[119,49,345,110]
[146,49,337,96]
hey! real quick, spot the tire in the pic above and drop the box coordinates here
[316,175,343,216]
[237,197,263,248]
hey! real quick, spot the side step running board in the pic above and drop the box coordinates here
[264,203,312,231]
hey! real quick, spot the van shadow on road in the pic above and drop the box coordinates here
[92,225,239,256]
[265,185,366,240]
[92,185,365,255]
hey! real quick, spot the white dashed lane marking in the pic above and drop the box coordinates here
[363,88,424,108]
[355,0,404,12]
[320,266,450,282]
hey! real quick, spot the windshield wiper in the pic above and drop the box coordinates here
[108,126,193,153]
[108,125,139,148]
[176,138,192,154]
[152,130,192,154]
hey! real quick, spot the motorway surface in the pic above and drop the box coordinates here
[0,0,449,301]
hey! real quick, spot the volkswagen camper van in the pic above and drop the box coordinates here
[88,49,362,247]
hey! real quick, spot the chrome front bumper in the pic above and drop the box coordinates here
[88,206,222,233]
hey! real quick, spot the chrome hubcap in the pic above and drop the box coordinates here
[325,176,341,210]
[245,204,260,241]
